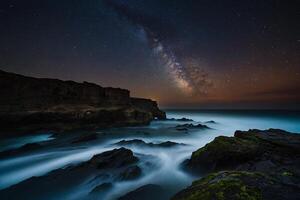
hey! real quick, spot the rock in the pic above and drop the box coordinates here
[205,120,216,124]
[176,123,210,131]
[186,129,300,174]
[0,142,42,158]
[0,70,165,137]
[168,117,193,122]
[90,182,113,194]
[174,129,300,200]
[114,139,185,148]
[118,184,166,200]
[118,165,142,181]
[115,139,147,146]
[0,148,138,199]
[88,148,138,169]
[171,171,300,200]
[177,117,193,121]
[71,133,98,144]
[157,141,185,147]
[131,98,166,120]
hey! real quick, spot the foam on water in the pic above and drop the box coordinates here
[0,110,299,199]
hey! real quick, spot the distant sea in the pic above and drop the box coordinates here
[166,109,300,133]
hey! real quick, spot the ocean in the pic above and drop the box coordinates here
[0,109,299,199]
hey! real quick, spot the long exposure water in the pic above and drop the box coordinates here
[0,110,300,199]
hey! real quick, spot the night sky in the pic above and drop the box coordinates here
[0,0,299,109]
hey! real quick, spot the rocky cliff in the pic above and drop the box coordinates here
[0,70,165,136]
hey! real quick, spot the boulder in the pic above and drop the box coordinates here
[186,129,300,175]
[118,165,142,181]
[88,148,138,169]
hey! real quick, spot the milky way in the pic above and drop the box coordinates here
[104,0,211,95]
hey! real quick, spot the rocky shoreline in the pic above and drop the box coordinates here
[0,70,166,137]
[172,129,300,200]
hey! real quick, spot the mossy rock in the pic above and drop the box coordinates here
[188,136,262,172]
[171,171,273,200]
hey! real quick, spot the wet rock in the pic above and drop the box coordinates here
[171,171,300,200]
[88,148,138,169]
[205,120,216,124]
[90,182,113,194]
[157,141,185,147]
[114,139,185,148]
[118,165,142,181]
[175,129,300,200]
[118,184,166,200]
[175,123,210,131]
[115,139,146,146]
[168,117,193,122]
[186,129,300,174]
[71,133,98,144]
[0,142,42,158]
[0,148,138,200]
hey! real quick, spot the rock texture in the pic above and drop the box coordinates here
[87,147,138,169]
[173,129,300,200]
[172,171,299,200]
[0,70,165,136]
[114,139,185,148]
[175,123,210,131]
[0,148,139,200]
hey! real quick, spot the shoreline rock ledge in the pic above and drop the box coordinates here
[172,129,300,200]
[0,70,166,137]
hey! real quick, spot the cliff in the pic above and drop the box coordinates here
[0,70,165,136]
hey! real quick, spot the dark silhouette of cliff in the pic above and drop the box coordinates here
[0,70,165,137]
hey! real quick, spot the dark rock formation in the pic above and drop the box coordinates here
[0,142,42,158]
[205,120,216,124]
[0,70,165,136]
[118,165,142,181]
[171,171,300,200]
[118,184,166,200]
[71,133,98,144]
[114,139,185,148]
[0,148,138,200]
[175,123,210,131]
[173,129,300,200]
[87,147,138,169]
[168,117,194,122]
[158,141,186,147]
[131,98,166,120]
[186,129,300,174]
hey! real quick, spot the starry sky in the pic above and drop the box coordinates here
[0,0,299,109]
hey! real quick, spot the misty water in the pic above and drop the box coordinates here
[1,110,300,200]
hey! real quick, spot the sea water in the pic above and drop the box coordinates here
[0,110,299,199]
